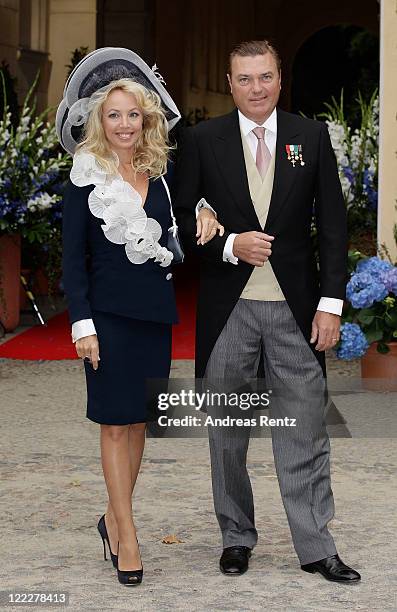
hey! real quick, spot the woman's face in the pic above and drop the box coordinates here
[101,89,144,152]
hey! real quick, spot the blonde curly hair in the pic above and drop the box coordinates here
[75,78,171,178]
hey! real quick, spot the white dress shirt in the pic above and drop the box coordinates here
[221,108,343,317]
[223,109,277,266]
[72,318,97,343]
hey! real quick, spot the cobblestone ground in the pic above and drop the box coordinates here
[0,326,396,610]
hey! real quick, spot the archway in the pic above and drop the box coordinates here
[291,25,379,122]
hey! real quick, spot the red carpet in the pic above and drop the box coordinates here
[0,269,197,361]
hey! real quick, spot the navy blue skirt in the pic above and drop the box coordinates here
[84,310,172,425]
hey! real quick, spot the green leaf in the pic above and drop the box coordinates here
[365,329,383,344]
[22,70,40,114]
[385,309,397,329]
[0,70,8,121]
[357,309,375,325]
[376,342,390,354]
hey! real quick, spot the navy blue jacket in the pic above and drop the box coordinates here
[62,171,178,325]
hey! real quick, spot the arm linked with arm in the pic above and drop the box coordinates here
[172,127,230,263]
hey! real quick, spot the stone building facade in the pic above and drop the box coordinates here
[0,0,395,257]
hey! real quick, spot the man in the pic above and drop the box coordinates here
[173,40,360,583]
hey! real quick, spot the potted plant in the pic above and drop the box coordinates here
[0,72,69,330]
[336,252,397,389]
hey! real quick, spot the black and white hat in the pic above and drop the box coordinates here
[56,47,181,154]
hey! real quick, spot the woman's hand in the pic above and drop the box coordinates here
[75,334,100,370]
[196,208,225,245]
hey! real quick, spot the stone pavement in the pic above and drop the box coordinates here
[0,352,396,611]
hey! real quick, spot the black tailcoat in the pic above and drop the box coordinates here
[173,108,348,378]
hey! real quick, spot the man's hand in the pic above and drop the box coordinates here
[75,334,100,370]
[233,231,274,266]
[310,311,341,351]
[196,209,225,245]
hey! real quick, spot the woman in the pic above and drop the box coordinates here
[58,49,222,586]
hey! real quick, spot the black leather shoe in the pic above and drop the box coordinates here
[301,554,361,583]
[220,546,252,575]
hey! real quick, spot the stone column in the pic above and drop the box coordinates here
[0,0,19,73]
[47,0,97,109]
[378,0,397,261]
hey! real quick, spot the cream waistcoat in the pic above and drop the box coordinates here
[239,130,285,301]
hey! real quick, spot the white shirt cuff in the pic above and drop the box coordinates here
[195,197,217,219]
[223,233,238,264]
[72,319,97,343]
[317,297,343,316]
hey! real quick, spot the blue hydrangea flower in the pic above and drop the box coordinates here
[380,267,397,294]
[356,256,393,277]
[346,271,388,308]
[336,322,369,360]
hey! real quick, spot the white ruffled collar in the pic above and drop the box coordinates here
[70,151,173,267]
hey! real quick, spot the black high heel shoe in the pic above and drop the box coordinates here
[116,539,143,586]
[97,514,118,569]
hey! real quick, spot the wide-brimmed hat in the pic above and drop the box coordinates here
[56,47,181,155]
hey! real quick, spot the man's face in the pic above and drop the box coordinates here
[227,53,281,123]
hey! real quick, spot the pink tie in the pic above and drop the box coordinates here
[252,127,271,180]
